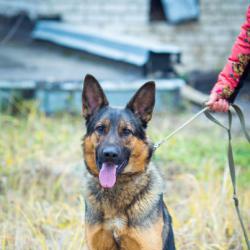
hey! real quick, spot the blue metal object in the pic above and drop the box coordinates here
[36,79,185,113]
[0,21,185,113]
[32,21,181,76]
[0,79,185,113]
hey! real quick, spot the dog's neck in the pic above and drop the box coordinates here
[83,164,164,219]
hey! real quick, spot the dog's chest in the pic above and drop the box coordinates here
[104,216,127,242]
[104,216,126,231]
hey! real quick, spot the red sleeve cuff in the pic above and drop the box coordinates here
[211,82,234,99]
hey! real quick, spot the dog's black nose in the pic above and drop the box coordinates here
[102,146,119,162]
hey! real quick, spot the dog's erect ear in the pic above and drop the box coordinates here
[126,81,155,125]
[82,74,109,119]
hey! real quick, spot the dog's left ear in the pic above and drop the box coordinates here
[126,81,155,125]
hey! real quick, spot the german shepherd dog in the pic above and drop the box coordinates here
[82,74,175,250]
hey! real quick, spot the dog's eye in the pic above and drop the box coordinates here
[122,128,132,136]
[96,125,105,134]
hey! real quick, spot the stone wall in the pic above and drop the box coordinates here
[0,0,248,71]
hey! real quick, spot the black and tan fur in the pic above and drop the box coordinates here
[82,74,175,250]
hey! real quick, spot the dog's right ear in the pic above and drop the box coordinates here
[82,74,109,119]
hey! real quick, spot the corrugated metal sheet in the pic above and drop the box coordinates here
[32,21,181,67]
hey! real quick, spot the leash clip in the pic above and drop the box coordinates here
[153,142,161,150]
[153,140,164,151]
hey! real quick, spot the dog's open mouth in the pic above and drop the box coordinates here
[98,161,127,189]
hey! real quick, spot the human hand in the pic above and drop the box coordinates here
[206,92,229,112]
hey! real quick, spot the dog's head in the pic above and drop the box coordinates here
[82,74,155,189]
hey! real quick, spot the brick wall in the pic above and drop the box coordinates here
[145,0,248,72]
[0,0,248,72]
[0,0,149,30]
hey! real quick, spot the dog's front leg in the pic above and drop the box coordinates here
[85,224,118,250]
[118,218,164,250]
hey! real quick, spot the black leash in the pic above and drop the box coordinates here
[154,104,250,249]
[204,104,250,250]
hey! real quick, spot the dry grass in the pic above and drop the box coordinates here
[0,104,249,250]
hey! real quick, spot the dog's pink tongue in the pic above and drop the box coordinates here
[99,163,117,188]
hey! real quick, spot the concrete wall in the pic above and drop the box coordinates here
[0,0,248,72]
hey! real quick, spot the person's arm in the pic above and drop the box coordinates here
[207,6,250,112]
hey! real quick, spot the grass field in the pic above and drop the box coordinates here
[0,103,249,250]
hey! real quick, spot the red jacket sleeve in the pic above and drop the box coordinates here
[211,5,250,99]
